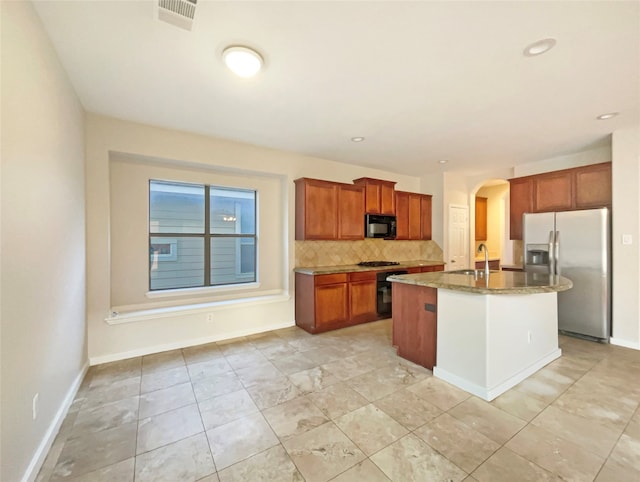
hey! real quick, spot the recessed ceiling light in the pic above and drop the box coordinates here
[596,112,619,120]
[438,160,448,164]
[351,137,365,142]
[222,46,263,78]
[523,38,557,57]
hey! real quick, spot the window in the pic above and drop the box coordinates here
[149,180,256,291]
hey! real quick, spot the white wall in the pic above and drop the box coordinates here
[1,2,87,481]
[611,126,640,348]
[85,114,426,363]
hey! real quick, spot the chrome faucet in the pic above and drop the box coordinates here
[478,243,490,278]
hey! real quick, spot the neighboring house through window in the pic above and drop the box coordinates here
[149,180,256,291]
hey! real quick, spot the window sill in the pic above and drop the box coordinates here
[145,282,261,299]
[106,292,290,325]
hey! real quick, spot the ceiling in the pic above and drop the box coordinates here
[33,1,640,177]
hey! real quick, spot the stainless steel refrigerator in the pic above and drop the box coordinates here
[523,208,611,341]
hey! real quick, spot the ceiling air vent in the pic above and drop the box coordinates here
[157,0,197,31]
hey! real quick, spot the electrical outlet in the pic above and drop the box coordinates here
[32,393,39,420]
[207,313,214,322]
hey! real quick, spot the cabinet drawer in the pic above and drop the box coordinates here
[348,271,376,282]
[315,273,348,286]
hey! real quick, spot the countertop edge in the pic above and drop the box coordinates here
[387,273,573,295]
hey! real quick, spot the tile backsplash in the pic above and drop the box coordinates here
[295,239,443,267]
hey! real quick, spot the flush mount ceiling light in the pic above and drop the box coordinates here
[597,112,619,120]
[351,137,365,142]
[438,160,449,164]
[222,46,263,78]
[523,38,557,57]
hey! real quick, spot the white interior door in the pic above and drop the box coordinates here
[448,205,469,269]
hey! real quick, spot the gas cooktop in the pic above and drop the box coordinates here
[357,261,400,267]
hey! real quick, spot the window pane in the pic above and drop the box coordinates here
[150,236,204,290]
[150,180,204,234]
[210,187,255,235]
[210,237,256,285]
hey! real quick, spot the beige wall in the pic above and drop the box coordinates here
[85,114,427,363]
[1,2,87,481]
[611,126,640,347]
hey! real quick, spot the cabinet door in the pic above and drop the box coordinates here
[420,195,432,240]
[348,279,377,323]
[315,283,348,326]
[338,185,365,240]
[363,183,381,214]
[534,171,573,212]
[395,191,410,239]
[421,264,444,272]
[295,179,337,240]
[353,178,397,214]
[408,194,422,240]
[475,197,488,241]
[574,162,611,209]
[380,183,396,214]
[509,177,533,240]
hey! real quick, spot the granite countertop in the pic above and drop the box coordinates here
[387,270,572,295]
[293,259,445,275]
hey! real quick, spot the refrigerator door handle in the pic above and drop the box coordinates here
[555,230,560,276]
[548,230,555,275]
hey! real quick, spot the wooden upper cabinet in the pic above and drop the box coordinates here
[475,196,488,241]
[508,162,612,240]
[353,178,396,214]
[395,191,410,239]
[533,171,573,212]
[295,178,364,240]
[509,177,533,240]
[408,193,423,240]
[421,195,433,240]
[337,184,365,240]
[574,162,612,209]
[295,178,337,240]
[395,191,432,240]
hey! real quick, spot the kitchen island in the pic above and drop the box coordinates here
[388,270,572,401]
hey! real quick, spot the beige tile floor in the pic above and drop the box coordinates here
[37,319,640,482]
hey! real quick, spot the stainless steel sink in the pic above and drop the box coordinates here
[446,269,501,276]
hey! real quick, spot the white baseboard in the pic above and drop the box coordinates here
[610,337,640,350]
[22,361,89,482]
[89,320,296,365]
[434,349,562,402]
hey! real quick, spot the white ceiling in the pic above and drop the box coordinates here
[33,1,640,177]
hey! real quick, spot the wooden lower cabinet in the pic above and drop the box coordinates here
[295,271,377,333]
[406,265,445,274]
[475,259,500,270]
[348,272,377,323]
[392,283,437,370]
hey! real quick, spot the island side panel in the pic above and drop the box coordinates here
[392,283,437,369]
[434,291,489,388]
[435,289,561,401]
[485,292,560,390]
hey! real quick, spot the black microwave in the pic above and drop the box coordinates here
[365,214,397,239]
